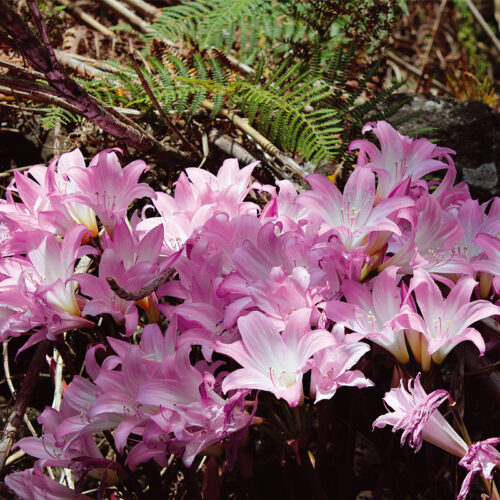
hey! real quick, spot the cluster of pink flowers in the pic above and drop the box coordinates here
[1,122,499,498]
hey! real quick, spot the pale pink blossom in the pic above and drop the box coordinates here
[216,309,334,406]
[52,325,253,469]
[0,150,98,243]
[325,266,410,363]
[138,159,259,254]
[5,465,93,500]
[458,438,500,500]
[349,120,455,200]
[76,222,174,336]
[0,226,96,345]
[67,148,155,234]
[52,149,99,236]
[373,374,500,500]
[373,373,468,457]
[298,168,413,250]
[382,193,472,275]
[396,269,500,365]
[310,324,373,402]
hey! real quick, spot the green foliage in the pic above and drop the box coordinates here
[147,0,289,62]
[41,0,408,169]
[38,106,81,130]
[233,61,342,163]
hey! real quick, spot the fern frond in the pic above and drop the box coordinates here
[148,0,281,55]
[39,106,81,130]
[233,67,342,163]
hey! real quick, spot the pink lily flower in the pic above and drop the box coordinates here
[51,149,99,237]
[396,269,500,365]
[66,148,155,235]
[373,373,468,456]
[137,349,253,467]
[0,150,98,242]
[458,438,500,500]
[298,168,413,250]
[76,221,175,336]
[52,326,252,469]
[216,309,334,407]
[325,266,410,363]
[349,120,455,200]
[26,225,97,316]
[374,374,500,499]
[0,226,96,345]
[5,465,93,500]
[473,233,500,297]
[138,159,259,254]
[260,179,315,232]
[310,324,373,402]
[76,250,140,336]
[382,193,472,276]
[454,199,500,263]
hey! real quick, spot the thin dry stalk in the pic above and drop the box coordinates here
[55,0,115,37]
[99,0,151,32]
[47,347,75,489]
[415,0,448,92]
[2,343,38,439]
[0,0,187,161]
[54,51,120,73]
[464,0,500,55]
[5,449,25,467]
[202,101,308,178]
[107,268,176,301]
[0,340,51,475]
[0,60,45,80]
[53,50,108,76]
[386,51,451,94]
[121,0,161,17]
[209,128,258,166]
[128,52,200,158]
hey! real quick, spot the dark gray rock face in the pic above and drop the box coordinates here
[384,93,500,202]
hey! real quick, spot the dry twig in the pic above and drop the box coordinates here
[209,128,258,166]
[386,51,451,94]
[128,52,200,159]
[0,0,188,162]
[464,0,500,56]
[99,0,151,32]
[0,340,51,476]
[55,0,115,37]
[415,0,448,92]
[121,0,161,17]
[107,268,176,301]
[203,101,308,178]
[2,343,38,438]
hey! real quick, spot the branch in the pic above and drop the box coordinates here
[121,0,161,17]
[0,74,63,98]
[209,128,258,166]
[99,0,151,33]
[55,0,115,37]
[464,0,500,56]
[128,52,200,159]
[202,101,309,179]
[107,268,176,301]
[0,340,51,476]
[414,0,448,93]
[0,0,189,162]
[0,82,86,116]
[386,51,451,94]
[0,59,45,80]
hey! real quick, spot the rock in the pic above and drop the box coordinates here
[383,93,500,202]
